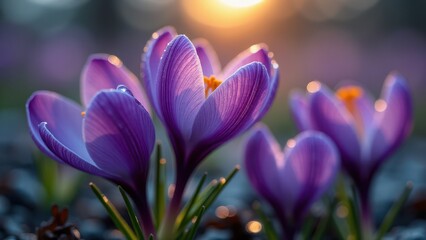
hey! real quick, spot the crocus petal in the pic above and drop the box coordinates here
[81,54,149,111]
[221,44,272,79]
[289,90,314,131]
[310,87,361,164]
[26,91,86,163]
[193,38,221,77]
[254,63,279,122]
[157,35,205,143]
[352,91,375,133]
[83,89,155,181]
[142,27,176,113]
[370,73,412,164]
[190,62,269,163]
[38,122,107,177]
[282,131,339,219]
[244,124,283,206]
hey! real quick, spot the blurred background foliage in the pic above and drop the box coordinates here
[0,0,425,239]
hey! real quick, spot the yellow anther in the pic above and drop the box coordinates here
[336,86,365,137]
[81,111,86,118]
[335,86,363,113]
[336,86,363,102]
[203,75,222,97]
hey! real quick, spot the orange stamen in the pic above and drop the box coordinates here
[81,111,86,117]
[335,86,365,137]
[335,86,363,115]
[203,75,222,97]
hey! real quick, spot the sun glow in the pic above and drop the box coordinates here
[182,0,266,28]
[219,0,263,8]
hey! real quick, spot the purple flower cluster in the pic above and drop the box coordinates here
[289,74,412,230]
[26,26,412,239]
[27,26,278,237]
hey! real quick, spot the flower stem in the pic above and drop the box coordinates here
[359,185,373,240]
[274,207,294,240]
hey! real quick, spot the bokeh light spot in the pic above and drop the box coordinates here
[246,220,262,234]
[215,206,230,219]
[375,99,387,112]
[307,81,321,93]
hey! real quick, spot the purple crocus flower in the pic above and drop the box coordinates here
[290,73,412,228]
[26,55,155,236]
[142,27,279,224]
[245,124,339,239]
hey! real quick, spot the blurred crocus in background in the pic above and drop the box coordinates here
[142,27,279,236]
[244,124,339,239]
[26,56,157,237]
[290,73,412,234]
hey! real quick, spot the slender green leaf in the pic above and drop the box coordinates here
[155,142,167,229]
[301,215,315,239]
[199,166,239,212]
[312,200,337,240]
[335,176,359,239]
[191,179,219,206]
[185,206,206,240]
[175,179,220,236]
[177,166,239,236]
[253,202,278,240]
[375,182,413,240]
[35,153,57,205]
[118,186,145,240]
[347,188,361,240]
[176,173,208,230]
[89,182,136,240]
[331,213,348,240]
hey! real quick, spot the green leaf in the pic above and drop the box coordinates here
[375,182,413,240]
[199,166,239,211]
[184,206,206,240]
[35,152,84,206]
[89,182,136,240]
[312,200,337,240]
[331,210,348,240]
[154,142,166,229]
[118,186,145,240]
[347,185,361,240]
[176,173,208,232]
[335,175,360,240]
[252,201,278,240]
[176,166,239,236]
[35,152,57,205]
[301,215,315,239]
[175,179,219,236]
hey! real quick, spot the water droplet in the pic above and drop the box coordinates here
[107,55,122,67]
[286,139,296,148]
[249,44,261,53]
